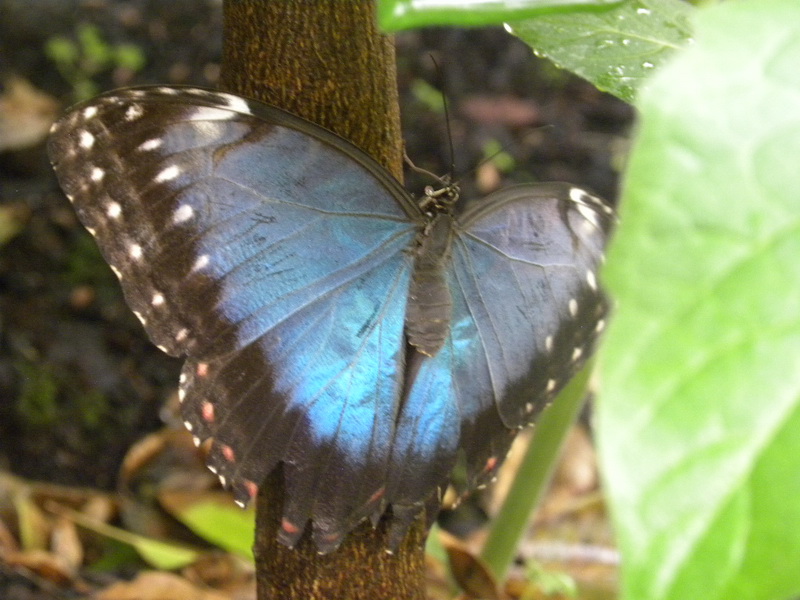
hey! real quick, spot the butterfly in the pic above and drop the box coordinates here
[48,86,614,553]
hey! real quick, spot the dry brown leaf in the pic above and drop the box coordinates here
[15,491,49,551]
[0,514,19,553]
[476,161,501,194]
[439,530,500,600]
[0,76,59,151]
[119,429,216,542]
[50,516,83,570]
[98,571,231,600]
[4,549,75,585]
[183,552,255,599]
[82,494,118,523]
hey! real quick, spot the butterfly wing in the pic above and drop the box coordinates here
[48,87,420,550]
[388,183,613,510]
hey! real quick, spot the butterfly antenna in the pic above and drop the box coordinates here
[404,151,447,186]
[429,55,457,181]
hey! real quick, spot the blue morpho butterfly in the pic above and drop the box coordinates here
[48,86,614,553]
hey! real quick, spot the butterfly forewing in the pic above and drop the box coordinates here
[456,184,612,423]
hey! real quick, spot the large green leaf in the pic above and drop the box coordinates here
[509,0,693,102]
[173,498,255,559]
[598,1,800,600]
[377,0,623,31]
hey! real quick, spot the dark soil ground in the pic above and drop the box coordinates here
[0,1,632,597]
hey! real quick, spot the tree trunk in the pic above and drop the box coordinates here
[219,2,427,598]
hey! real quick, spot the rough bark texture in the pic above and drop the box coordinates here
[220,0,403,179]
[219,2,426,598]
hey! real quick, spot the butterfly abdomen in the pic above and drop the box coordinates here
[406,214,454,356]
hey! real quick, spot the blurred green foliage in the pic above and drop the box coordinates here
[45,23,145,101]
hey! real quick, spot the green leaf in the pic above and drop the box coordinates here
[131,537,200,570]
[411,78,446,112]
[60,505,200,570]
[114,43,146,72]
[480,366,591,580]
[482,139,515,173]
[77,24,111,70]
[172,498,255,559]
[598,1,800,600]
[44,36,78,66]
[509,0,693,102]
[377,0,623,31]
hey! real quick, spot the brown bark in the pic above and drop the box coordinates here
[220,0,403,180]
[219,2,426,598]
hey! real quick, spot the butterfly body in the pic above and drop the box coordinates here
[407,211,455,356]
[48,86,614,552]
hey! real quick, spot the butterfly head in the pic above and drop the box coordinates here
[418,179,460,216]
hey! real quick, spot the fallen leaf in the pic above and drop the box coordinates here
[97,571,230,600]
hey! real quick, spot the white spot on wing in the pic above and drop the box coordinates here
[106,201,122,218]
[569,187,588,204]
[109,264,122,279]
[133,310,146,325]
[83,106,98,119]
[546,379,557,392]
[175,328,189,342]
[190,106,238,121]
[183,420,193,432]
[90,167,105,182]
[138,138,162,151]
[587,270,597,291]
[545,335,553,352]
[125,104,143,121]
[178,388,186,402]
[568,298,578,317]
[234,499,246,508]
[173,204,194,224]
[155,165,180,182]
[129,243,143,259]
[596,319,606,333]
[192,254,210,271]
[572,347,583,361]
[192,436,201,447]
[577,202,600,226]
[151,292,165,306]
[221,93,251,115]
[79,131,95,149]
